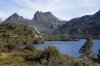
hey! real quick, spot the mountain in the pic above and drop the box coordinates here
[5,13,23,21]
[60,15,92,28]
[0,18,2,22]
[53,10,100,39]
[32,11,66,33]
[4,10,100,39]
[33,11,60,23]
[59,10,100,29]
[4,13,31,25]
[4,11,66,34]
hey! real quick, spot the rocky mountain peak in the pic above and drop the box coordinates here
[44,12,52,16]
[33,11,59,22]
[31,11,66,33]
[92,10,100,19]
[34,11,43,16]
[5,13,23,21]
[13,13,19,17]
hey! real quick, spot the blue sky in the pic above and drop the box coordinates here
[0,0,100,20]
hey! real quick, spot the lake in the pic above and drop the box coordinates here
[34,39,100,58]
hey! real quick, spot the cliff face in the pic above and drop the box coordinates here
[4,11,66,34]
[32,11,66,33]
[33,11,60,23]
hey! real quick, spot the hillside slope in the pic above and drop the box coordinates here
[0,23,44,46]
[52,10,100,40]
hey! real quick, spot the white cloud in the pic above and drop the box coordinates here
[0,0,100,20]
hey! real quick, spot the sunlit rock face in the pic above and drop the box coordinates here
[32,11,66,33]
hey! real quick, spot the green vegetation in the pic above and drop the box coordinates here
[0,45,74,66]
[0,23,100,66]
[0,22,46,65]
[45,33,79,41]
[0,42,99,66]
[0,23,74,66]
[79,35,94,57]
[0,23,44,52]
[97,50,100,63]
[78,35,94,66]
[98,50,100,58]
[78,35,100,66]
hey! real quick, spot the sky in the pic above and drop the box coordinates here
[0,0,100,21]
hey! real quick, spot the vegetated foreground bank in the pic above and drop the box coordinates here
[0,23,99,66]
[0,22,44,45]
[0,23,74,66]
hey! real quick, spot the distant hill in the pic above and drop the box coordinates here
[53,10,100,39]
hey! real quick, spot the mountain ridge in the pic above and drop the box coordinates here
[4,11,66,34]
[54,10,100,39]
[3,10,100,39]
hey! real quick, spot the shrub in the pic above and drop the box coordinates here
[42,46,61,61]
[79,35,94,57]
[24,44,36,52]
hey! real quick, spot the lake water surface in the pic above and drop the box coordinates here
[34,39,100,58]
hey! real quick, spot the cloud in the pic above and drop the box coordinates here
[0,0,100,20]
